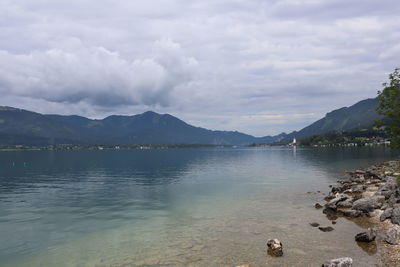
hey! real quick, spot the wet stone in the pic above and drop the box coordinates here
[355,228,376,243]
[318,226,334,232]
[322,257,353,267]
[266,238,283,257]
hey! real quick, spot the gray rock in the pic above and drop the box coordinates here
[388,189,400,205]
[337,198,353,208]
[355,228,376,242]
[326,194,348,209]
[385,227,400,245]
[391,207,400,225]
[352,185,365,193]
[330,185,342,194]
[266,238,283,256]
[380,208,393,222]
[352,197,379,213]
[380,190,393,199]
[310,222,320,227]
[322,257,353,267]
[372,195,386,204]
[380,177,398,192]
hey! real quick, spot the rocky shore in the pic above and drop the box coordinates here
[318,160,400,266]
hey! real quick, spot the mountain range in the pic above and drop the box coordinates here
[0,97,381,146]
[0,107,282,146]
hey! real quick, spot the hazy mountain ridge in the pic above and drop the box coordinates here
[0,108,280,145]
[282,98,381,142]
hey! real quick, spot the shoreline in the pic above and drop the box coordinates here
[319,160,400,266]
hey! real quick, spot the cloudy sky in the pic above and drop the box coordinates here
[0,0,399,136]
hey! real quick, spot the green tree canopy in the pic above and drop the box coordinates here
[377,68,400,148]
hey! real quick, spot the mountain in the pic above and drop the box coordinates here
[282,98,381,142]
[0,107,281,146]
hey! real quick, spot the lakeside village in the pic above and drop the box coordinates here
[0,129,392,151]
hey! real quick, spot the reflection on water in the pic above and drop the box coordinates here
[0,147,398,266]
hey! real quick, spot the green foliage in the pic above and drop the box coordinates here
[396,175,400,186]
[377,68,400,148]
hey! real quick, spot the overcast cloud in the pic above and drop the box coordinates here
[0,0,399,136]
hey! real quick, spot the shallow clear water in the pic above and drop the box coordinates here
[0,147,398,266]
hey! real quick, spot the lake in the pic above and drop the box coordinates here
[0,147,398,266]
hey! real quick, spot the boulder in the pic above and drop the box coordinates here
[323,206,337,215]
[322,257,353,267]
[266,239,283,257]
[330,185,343,194]
[355,228,376,242]
[391,207,400,225]
[352,197,379,213]
[337,198,353,209]
[380,208,393,222]
[385,227,400,245]
[310,222,319,227]
[326,194,348,209]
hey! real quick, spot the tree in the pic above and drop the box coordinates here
[377,68,400,148]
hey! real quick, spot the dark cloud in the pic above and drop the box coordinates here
[0,0,399,135]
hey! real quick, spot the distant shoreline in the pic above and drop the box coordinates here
[0,144,234,151]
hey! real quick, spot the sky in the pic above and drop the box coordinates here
[0,0,399,136]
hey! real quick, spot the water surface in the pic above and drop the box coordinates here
[0,147,398,266]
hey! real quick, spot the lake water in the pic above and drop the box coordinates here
[0,147,399,266]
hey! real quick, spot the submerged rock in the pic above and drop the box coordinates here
[355,228,376,242]
[385,227,400,245]
[326,214,338,220]
[318,226,334,232]
[315,203,323,209]
[266,238,283,257]
[322,257,353,267]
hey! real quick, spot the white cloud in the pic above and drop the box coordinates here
[0,38,198,107]
[0,0,399,135]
